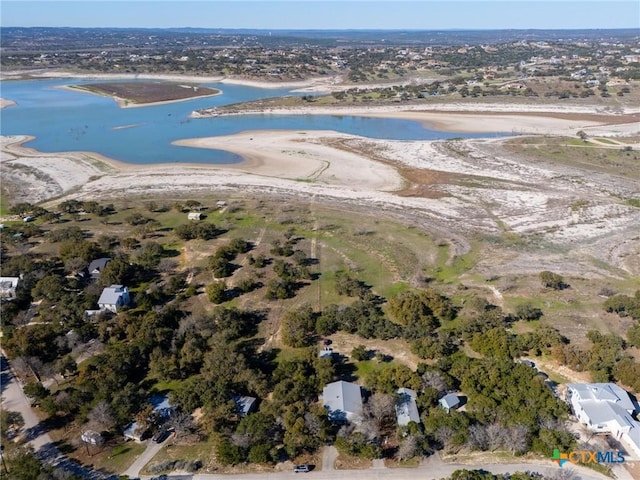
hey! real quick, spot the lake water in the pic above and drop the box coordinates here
[1,78,503,165]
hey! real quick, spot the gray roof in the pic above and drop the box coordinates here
[88,258,110,278]
[567,383,635,413]
[233,395,257,417]
[98,284,127,306]
[396,388,420,426]
[439,393,460,410]
[323,381,362,420]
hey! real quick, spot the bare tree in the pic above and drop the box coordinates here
[396,434,423,461]
[486,422,507,451]
[365,393,396,427]
[231,433,251,448]
[554,468,578,480]
[468,424,489,451]
[167,410,196,441]
[87,400,116,432]
[65,257,86,275]
[506,424,529,454]
[435,426,455,452]
[421,370,447,393]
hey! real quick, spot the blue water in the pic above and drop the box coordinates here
[1,78,503,165]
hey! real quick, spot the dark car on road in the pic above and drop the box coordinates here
[152,428,171,443]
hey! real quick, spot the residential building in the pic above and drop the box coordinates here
[233,395,257,417]
[187,212,202,220]
[87,257,111,280]
[322,380,363,423]
[97,284,131,312]
[395,387,420,426]
[0,277,20,300]
[439,393,461,413]
[566,383,640,458]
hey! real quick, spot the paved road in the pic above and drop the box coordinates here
[1,353,117,480]
[140,461,609,480]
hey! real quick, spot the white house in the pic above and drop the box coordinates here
[395,388,421,426]
[0,277,20,300]
[567,383,640,458]
[97,285,131,312]
[439,393,461,413]
[322,380,363,423]
[187,212,202,220]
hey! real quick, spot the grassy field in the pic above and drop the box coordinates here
[503,136,640,180]
[18,191,639,351]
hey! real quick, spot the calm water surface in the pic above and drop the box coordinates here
[1,78,502,165]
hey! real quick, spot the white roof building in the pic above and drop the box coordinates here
[97,284,131,312]
[0,277,20,300]
[567,383,640,458]
[322,380,363,423]
[396,388,420,426]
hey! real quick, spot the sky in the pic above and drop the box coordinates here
[2,1,639,30]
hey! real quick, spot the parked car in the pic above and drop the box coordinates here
[152,428,171,443]
[293,464,310,473]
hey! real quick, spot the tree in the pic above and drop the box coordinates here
[351,345,369,361]
[514,302,543,321]
[281,304,316,347]
[539,271,566,290]
[207,281,227,304]
[87,400,116,432]
[576,130,588,142]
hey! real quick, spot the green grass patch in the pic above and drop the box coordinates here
[594,138,616,145]
[354,359,385,378]
[100,441,147,474]
[151,379,183,393]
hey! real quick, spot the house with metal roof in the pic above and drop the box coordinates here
[0,276,20,300]
[396,387,421,426]
[87,257,111,280]
[322,380,363,423]
[97,284,131,312]
[439,393,461,413]
[233,395,257,417]
[567,383,640,458]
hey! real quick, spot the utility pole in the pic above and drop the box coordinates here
[0,444,9,474]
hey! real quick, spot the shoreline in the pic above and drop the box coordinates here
[58,84,223,109]
[0,69,337,91]
[1,98,17,109]
[191,104,640,136]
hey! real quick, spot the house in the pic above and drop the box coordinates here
[566,383,640,458]
[216,200,227,208]
[81,430,104,445]
[395,388,420,426]
[123,421,144,442]
[97,284,131,312]
[322,380,363,423]
[123,395,173,442]
[187,212,202,221]
[319,346,334,358]
[233,395,257,417]
[87,257,111,280]
[439,393,461,413]
[0,277,20,300]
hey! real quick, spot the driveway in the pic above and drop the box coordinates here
[122,432,175,478]
[321,446,337,471]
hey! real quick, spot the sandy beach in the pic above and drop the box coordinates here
[2,93,639,275]
[1,98,17,109]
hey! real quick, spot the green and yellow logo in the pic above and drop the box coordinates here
[550,448,625,467]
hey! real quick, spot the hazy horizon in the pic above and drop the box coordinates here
[2,1,639,30]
